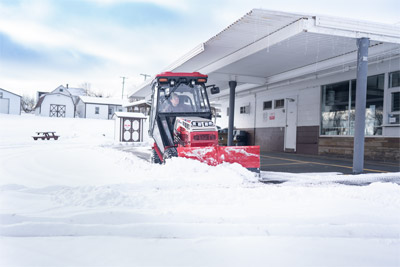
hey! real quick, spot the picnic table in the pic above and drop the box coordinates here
[32,131,60,140]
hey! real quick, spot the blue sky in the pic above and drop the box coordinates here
[0,0,399,97]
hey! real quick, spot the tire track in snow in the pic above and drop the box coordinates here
[1,219,399,239]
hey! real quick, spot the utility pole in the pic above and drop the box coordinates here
[140,74,151,81]
[120,76,127,99]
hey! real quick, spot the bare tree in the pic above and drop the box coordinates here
[80,82,91,96]
[21,94,36,113]
[80,82,111,98]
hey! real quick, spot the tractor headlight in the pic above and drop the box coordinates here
[203,121,213,127]
[191,121,202,127]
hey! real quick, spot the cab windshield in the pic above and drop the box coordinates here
[158,83,210,113]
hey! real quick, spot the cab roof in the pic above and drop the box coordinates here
[156,72,208,78]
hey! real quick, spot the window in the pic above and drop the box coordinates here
[263,101,272,110]
[392,92,400,112]
[0,92,3,98]
[389,71,400,88]
[59,88,63,92]
[157,83,210,113]
[274,99,284,109]
[95,107,99,114]
[108,108,113,115]
[240,105,250,114]
[321,74,384,136]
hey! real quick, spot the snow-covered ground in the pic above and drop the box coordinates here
[0,114,399,266]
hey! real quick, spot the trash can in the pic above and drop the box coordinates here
[218,128,228,146]
[233,130,248,146]
[218,129,248,146]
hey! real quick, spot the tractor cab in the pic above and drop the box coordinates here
[149,72,219,157]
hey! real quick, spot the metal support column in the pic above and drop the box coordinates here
[228,81,237,146]
[353,37,370,174]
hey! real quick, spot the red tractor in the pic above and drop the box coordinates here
[149,72,260,173]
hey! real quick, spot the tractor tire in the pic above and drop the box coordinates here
[151,148,162,164]
[163,147,178,161]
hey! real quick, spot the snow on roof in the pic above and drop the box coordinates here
[67,87,86,96]
[79,96,127,106]
[123,99,150,108]
[0,88,22,98]
[113,112,147,119]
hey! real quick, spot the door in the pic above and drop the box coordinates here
[0,98,10,114]
[108,106,115,119]
[50,104,66,117]
[121,118,142,142]
[284,96,298,152]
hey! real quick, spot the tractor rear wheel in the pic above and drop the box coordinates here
[163,147,178,161]
[151,148,162,164]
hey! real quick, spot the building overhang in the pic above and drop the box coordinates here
[130,9,400,99]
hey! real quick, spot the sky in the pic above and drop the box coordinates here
[0,0,399,99]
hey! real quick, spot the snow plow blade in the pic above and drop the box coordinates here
[177,146,260,173]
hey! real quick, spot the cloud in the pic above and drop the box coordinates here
[82,0,190,11]
[1,0,399,97]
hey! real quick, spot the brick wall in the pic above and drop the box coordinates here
[297,126,319,155]
[254,127,285,152]
[319,137,400,162]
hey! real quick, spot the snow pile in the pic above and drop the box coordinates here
[0,114,399,266]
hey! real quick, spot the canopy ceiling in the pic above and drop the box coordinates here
[132,9,400,99]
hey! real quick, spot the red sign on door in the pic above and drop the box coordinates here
[269,112,275,120]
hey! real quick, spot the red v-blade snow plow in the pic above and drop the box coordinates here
[177,145,260,172]
[148,72,260,173]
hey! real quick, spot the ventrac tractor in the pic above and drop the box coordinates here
[148,72,260,173]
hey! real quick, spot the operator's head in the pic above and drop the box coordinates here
[170,93,179,107]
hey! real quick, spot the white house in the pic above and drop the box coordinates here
[65,86,86,106]
[123,99,151,115]
[0,88,21,115]
[35,85,75,118]
[131,9,400,162]
[76,96,126,119]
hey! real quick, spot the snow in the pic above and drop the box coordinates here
[113,112,146,119]
[0,114,399,266]
[79,96,129,106]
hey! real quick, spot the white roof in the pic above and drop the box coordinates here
[113,112,147,119]
[131,9,400,99]
[123,99,150,108]
[0,88,22,98]
[79,96,127,106]
[67,87,86,96]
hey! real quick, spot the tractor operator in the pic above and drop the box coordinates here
[162,93,192,112]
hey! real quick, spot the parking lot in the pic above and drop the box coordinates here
[116,145,399,174]
[260,152,400,174]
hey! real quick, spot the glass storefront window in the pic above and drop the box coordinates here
[321,81,350,135]
[389,71,400,88]
[321,74,384,136]
[392,92,400,112]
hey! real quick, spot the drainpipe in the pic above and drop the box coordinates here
[228,81,237,146]
[353,37,370,174]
